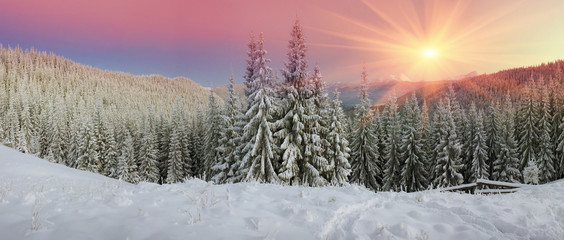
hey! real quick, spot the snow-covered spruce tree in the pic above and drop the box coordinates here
[92,104,108,174]
[203,90,222,181]
[302,65,331,185]
[38,102,52,159]
[548,79,562,178]
[493,94,521,183]
[400,93,427,192]
[138,116,160,183]
[212,75,242,184]
[118,131,139,184]
[462,102,479,182]
[537,86,556,183]
[557,114,564,178]
[447,87,468,181]
[421,100,434,183]
[180,114,194,180]
[166,103,187,183]
[517,81,539,172]
[275,20,329,186]
[17,101,33,154]
[382,94,403,191]
[4,100,19,148]
[237,33,280,183]
[485,103,501,180]
[66,105,82,169]
[28,100,41,156]
[229,33,259,183]
[156,115,171,183]
[433,98,464,188]
[373,109,386,175]
[190,108,206,178]
[50,98,70,165]
[309,65,332,161]
[324,89,351,186]
[102,125,119,178]
[77,118,101,173]
[349,67,380,191]
[470,110,489,182]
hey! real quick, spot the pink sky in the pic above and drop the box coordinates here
[1,0,563,86]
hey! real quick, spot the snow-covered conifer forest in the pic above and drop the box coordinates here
[2,20,564,190]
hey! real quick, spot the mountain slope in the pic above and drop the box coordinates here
[411,60,564,107]
[1,144,563,239]
[0,46,220,123]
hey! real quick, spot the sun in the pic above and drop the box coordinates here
[422,48,438,59]
[313,0,531,82]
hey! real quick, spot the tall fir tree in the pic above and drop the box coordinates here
[38,102,52,159]
[537,87,556,183]
[203,90,222,180]
[421,100,434,183]
[138,117,160,183]
[190,108,206,178]
[382,94,403,191]
[92,104,107,174]
[118,131,139,184]
[17,101,32,154]
[349,67,380,191]
[180,113,194,180]
[237,33,280,183]
[433,98,464,188]
[485,103,501,180]
[462,102,480,182]
[275,20,329,186]
[156,116,171,183]
[493,94,521,183]
[548,79,562,178]
[212,75,242,183]
[302,65,331,186]
[50,99,69,165]
[517,81,539,172]
[230,33,261,183]
[166,104,187,183]
[470,111,489,182]
[77,118,100,173]
[102,125,119,178]
[5,99,19,148]
[324,89,351,186]
[557,114,564,179]
[400,93,427,192]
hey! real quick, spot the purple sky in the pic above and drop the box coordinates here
[1,0,563,87]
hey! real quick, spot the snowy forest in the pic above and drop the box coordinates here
[1,20,564,192]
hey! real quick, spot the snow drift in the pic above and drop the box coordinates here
[1,144,563,239]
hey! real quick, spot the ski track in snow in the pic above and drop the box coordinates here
[319,197,382,239]
[1,144,564,240]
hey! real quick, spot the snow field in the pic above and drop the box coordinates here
[1,144,563,239]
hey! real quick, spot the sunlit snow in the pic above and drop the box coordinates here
[1,144,563,239]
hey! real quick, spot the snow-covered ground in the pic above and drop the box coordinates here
[1,145,563,240]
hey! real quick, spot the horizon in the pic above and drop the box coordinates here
[2,0,564,87]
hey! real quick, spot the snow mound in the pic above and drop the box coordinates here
[1,144,563,239]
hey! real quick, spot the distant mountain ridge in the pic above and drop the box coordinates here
[406,60,564,107]
[212,75,469,108]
